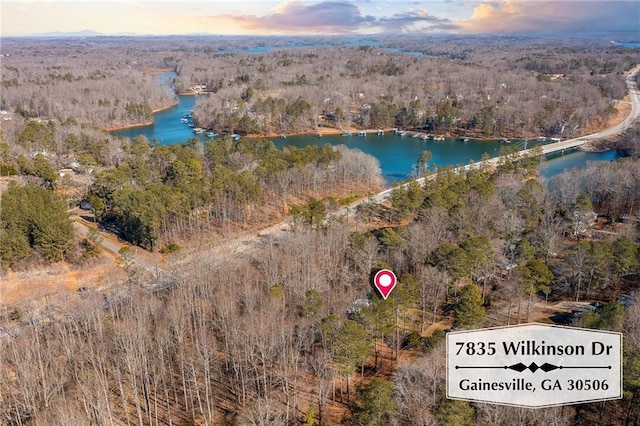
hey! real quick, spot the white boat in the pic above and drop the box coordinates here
[377,129,384,135]
[180,118,188,123]
[232,134,240,141]
[398,130,407,136]
[358,131,366,137]
[433,135,445,141]
[342,131,352,136]
[420,135,429,140]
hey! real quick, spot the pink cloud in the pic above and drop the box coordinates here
[215,1,375,34]
[461,0,639,33]
[212,0,459,34]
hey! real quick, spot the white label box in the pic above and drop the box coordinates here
[446,323,622,408]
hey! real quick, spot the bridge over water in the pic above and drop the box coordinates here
[334,64,640,218]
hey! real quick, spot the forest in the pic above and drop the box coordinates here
[181,46,631,138]
[1,143,639,425]
[0,34,636,141]
[88,136,381,250]
[0,34,639,425]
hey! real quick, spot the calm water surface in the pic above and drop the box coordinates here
[538,149,622,180]
[112,72,623,185]
[112,95,199,146]
[273,133,506,183]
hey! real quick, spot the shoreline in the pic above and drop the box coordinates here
[105,68,178,132]
[105,92,629,145]
[103,101,179,132]
[245,127,522,142]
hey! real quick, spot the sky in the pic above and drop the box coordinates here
[1,0,638,37]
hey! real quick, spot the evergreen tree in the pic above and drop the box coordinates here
[435,399,474,426]
[332,319,371,402]
[348,378,397,426]
[0,183,74,263]
[0,226,31,266]
[31,153,58,188]
[429,242,472,279]
[453,284,486,329]
[611,236,638,281]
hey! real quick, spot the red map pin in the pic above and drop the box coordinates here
[374,269,397,300]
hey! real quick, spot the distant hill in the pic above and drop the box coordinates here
[32,29,106,37]
[20,30,217,38]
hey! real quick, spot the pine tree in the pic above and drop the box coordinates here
[348,378,397,426]
[453,284,486,329]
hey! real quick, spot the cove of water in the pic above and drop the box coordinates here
[111,98,516,184]
[538,149,622,180]
[111,72,623,185]
[273,133,506,182]
[112,95,199,146]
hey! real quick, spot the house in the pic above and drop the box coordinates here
[617,292,637,309]
[347,298,371,318]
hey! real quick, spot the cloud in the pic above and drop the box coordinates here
[461,0,640,33]
[376,9,461,32]
[215,1,374,34]
[212,0,459,34]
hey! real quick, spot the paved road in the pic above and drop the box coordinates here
[536,64,640,154]
[72,218,166,282]
[75,63,640,266]
[4,65,638,342]
[329,64,640,220]
[72,220,125,256]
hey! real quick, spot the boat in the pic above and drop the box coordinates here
[180,118,188,124]
[316,133,323,138]
[550,137,561,142]
[537,136,548,141]
[358,131,366,137]
[420,134,429,140]
[433,135,445,141]
[459,137,469,142]
[207,131,216,138]
[501,138,511,144]
[280,134,287,139]
[231,134,240,141]
[398,130,407,136]
[377,129,384,135]
[342,131,352,136]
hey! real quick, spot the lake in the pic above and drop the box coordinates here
[273,133,509,182]
[112,72,623,185]
[538,149,622,180]
[111,97,527,184]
